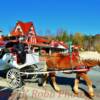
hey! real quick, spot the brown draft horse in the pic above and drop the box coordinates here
[44,51,100,97]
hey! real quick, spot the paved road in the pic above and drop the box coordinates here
[0,69,100,100]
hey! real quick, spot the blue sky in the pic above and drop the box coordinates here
[0,0,100,36]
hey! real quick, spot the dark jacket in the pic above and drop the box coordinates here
[13,42,27,64]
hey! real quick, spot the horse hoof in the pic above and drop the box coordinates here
[53,83,61,92]
[73,88,79,95]
[74,93,78,96]
[56,89,61,92]
[43,82,46,87]
[89,92,94,97]
[55,88,61,92]
[74,90,79,95]
[54,86,61,92]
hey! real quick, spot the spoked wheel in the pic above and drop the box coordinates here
[6,68,22,89]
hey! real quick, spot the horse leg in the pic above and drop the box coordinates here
[50,73,61,92]
[78,73,94,97]
[42,62,48,87]
[42,74,48,87]
[73,74,80,95]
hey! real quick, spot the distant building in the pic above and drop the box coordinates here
[50,40,68,49]
[10,21,49,44]
[9,21,68,54]
[95,34,100,37]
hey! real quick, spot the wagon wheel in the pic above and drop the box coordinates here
[6,68,22,89]
[30,64,39,81]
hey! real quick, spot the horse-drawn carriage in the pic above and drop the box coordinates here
[0,39,100,97]
[0,40,47,89]
[0,40,87,88]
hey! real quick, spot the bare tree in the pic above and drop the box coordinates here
[73,32,84,47]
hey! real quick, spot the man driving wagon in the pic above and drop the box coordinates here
[13,36,27,64]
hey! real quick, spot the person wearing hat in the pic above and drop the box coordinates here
[13,36,27,64]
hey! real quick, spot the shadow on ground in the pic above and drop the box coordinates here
[48,76,96,99]
[0,87,13,100]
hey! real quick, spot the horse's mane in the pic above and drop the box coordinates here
[79,51,100,61]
